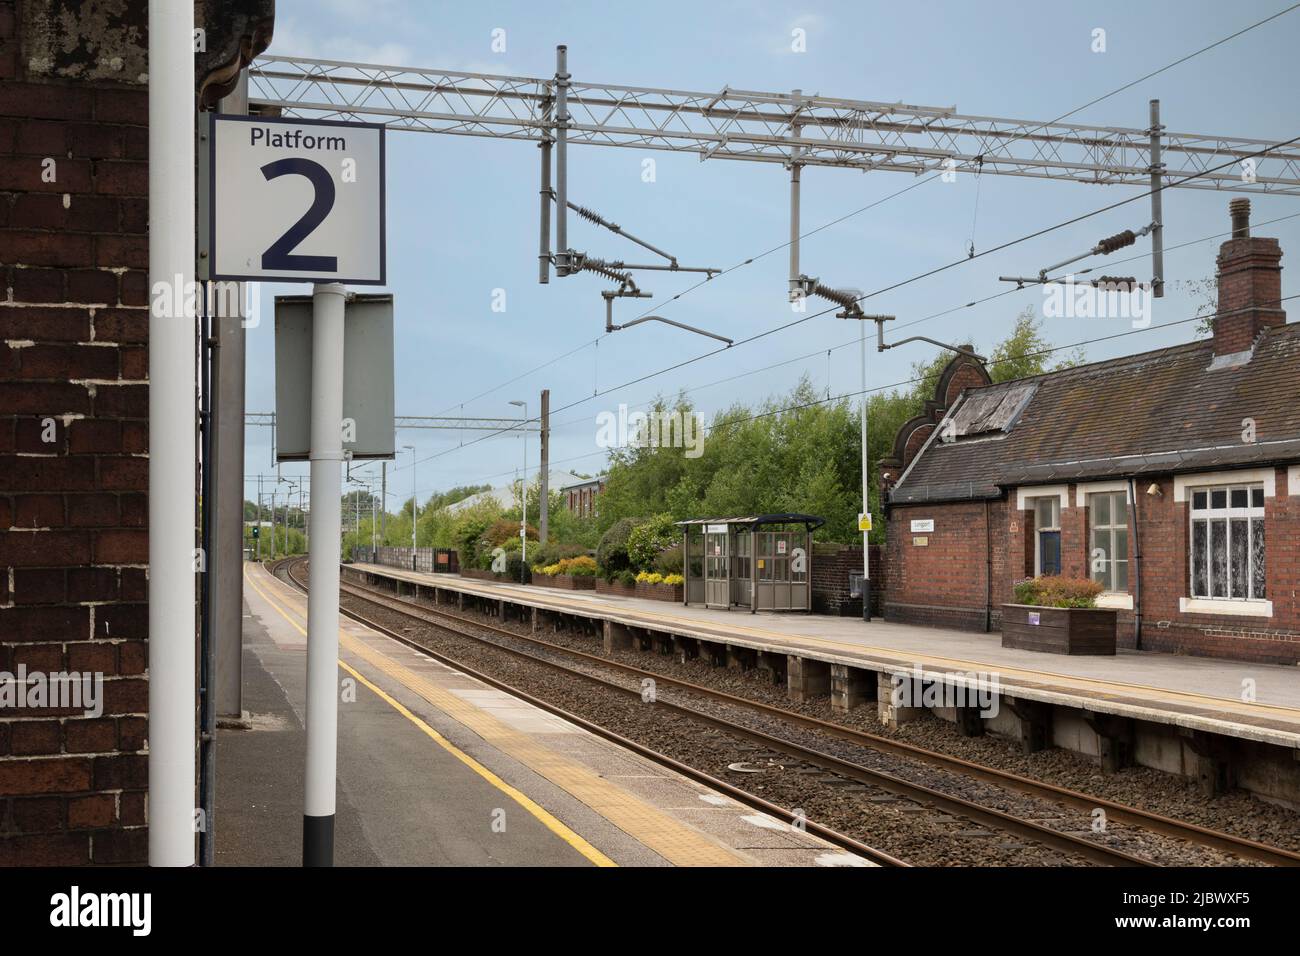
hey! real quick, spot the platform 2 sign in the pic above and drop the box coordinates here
[209,115,386,285]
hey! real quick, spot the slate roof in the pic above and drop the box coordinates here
[889,323,1300,504]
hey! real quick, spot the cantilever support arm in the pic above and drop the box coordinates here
[875,318,984,362]
[610,313,733,346]
[559,196,720,276]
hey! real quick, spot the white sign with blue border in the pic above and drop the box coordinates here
[210,115,386,285]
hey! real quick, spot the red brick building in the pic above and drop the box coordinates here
[0,0,271,865]
[561,474,605,518]
[880,199,1300,665]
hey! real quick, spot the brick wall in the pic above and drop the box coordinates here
[0,0,149,865]
[883,471,1300,665]
[883,500,1004,632]
[810,543,885,617]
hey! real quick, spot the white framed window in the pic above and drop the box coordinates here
[1189,483,1265,601]
[1088,491,1128,593]
[1032,496,1061,577]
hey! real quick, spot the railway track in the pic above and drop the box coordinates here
[281,558,1300,866]
[273,558,905,867]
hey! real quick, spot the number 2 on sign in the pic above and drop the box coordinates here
[260,158,338,273]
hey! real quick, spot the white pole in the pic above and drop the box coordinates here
[148,0,196,868]
[510,400,528,571]
[860,319,871,622]
[304,282,346,865]
[521,425,528,567]
[411,450,417,566]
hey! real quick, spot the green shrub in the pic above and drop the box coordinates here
[597,517,639,576]
[485,518,537,547]
[454,514,495,570]
[529,542,588,569]
[504,554,531,583]
[617,569,636,588]
[626,513,680,572]
[1012,576,1103,609]
[653,546,683,575]
[562,555,598,577]
[538,556,598,577]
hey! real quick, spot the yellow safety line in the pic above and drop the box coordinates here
[339,630,745,866]
[361,565,1300,720]
[241,564,616,867]
[252,564,748,865]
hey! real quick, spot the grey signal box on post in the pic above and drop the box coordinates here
[274,293,396,462]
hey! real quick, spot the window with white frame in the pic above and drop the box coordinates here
[1088,491,1128,592]
[1189,484,1265,600]
[1032,497,1061,577]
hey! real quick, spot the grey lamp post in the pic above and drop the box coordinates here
[509,400,528,579]
[837,312,897,622]
[403,444,416,570]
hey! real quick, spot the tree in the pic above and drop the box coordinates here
[986,306,1085,382]
[1175,276,1218,338]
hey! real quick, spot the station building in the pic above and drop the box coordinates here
[880,200,1300,665]
[560,474,605,518]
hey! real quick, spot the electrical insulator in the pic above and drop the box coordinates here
[571,203,608,227]
[1095,230,1136,255]
[579,257,633,286]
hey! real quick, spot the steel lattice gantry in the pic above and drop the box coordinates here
[245,412,539,431]
[248,53,1300,195]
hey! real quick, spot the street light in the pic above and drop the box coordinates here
[836,312,896,623]
[403,444,416,570]
[279,477,300,556]
[508,400,528,578]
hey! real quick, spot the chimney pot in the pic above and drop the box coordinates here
[1230,197,1251,239]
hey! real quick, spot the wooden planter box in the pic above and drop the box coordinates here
[635,581,684,603]
[531,574,596,591]
[596,579,638,598]
[461,568,501,582]
[1000,603,1117,655]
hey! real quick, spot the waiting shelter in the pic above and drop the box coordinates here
[677,514,824,613]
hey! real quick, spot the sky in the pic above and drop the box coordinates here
[239,0,1300,512]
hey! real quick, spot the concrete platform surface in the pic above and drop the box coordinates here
[348,563,1300,751]
[215,563,866,867]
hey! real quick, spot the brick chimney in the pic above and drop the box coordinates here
[1213,198,1285,356]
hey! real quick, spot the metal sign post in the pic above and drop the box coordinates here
[210,112,387,866]
[303,283,346,865]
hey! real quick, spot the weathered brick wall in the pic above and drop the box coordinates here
[810,543,884,617]
[0,0,149,864]
[883,473,1300,664]
[883,500,1003,632]
[1126,471,1299,665]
